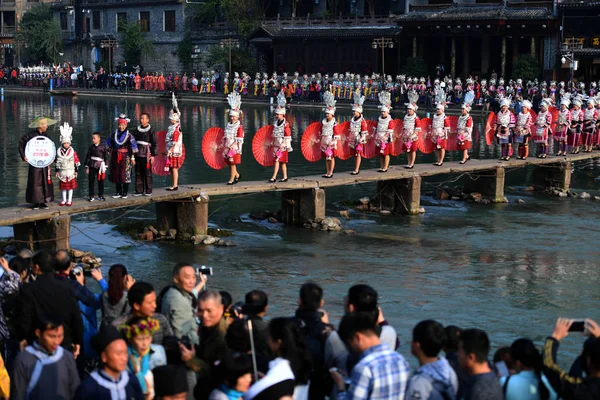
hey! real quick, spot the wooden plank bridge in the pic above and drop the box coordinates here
[1,153,597,250]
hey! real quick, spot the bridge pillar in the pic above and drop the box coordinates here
[532,160,571,191]
[155,194,209,237]
[376,176,422,215]
[281,188,326,225]
[463,166,505,203]
[13,215,71,251]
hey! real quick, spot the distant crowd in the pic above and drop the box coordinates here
[0,247,597,399]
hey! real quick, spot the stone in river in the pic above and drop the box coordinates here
[379,210,392,215]
[138,231,154,241]
[579,192,591,199]
[202,236,217,245]
[358,197,370,206]
[517,199,525,204]
[250,211,269,220]
[268,217,278,223]
[558,192,568,198]
[470,192,483,201]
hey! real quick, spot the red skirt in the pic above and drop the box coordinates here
[321,149,338,159]
[275,151,289,164]
[377,145,391,156]
[59,178,78,190]
[434,139,447,150]
[226,154,241,165]
[168,156,183,169]
[458,141,472,151]
[567,134,582,146]
[403,142,418,153]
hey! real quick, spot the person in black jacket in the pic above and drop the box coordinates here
[17,250,83,358]
[132,113,157,196]
[54,250,106,308]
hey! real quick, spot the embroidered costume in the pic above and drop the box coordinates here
[55,123,80,206]
[84,138,109,200]
[457,104,474,151]
[272,92,292,164]
[534,101,552,157]
[401,106,421,153]
[349,93,368,157]
[133,122,157,195]
[320,91,339,160]
[224,92,244,165]
[106,113,138,198]
[568,99,584,152]
[375,92,394,156]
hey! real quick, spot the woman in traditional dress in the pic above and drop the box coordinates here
[514,100,533,160]
[223,92,244,185]
[320,91,339,178]
[533,100,552,158]
[402,104,420,169]
[55,123,80,206]
[554,98,571,156]
[457,103,473,164]
[106,113,138,199]
[582,98,598,153]
[165,97,183,191]
[568,98,584,154]
[429,102,450,166]
[374,92,394,172]
[349,92,368,175]
[269,91,292,183]
[495,98,515,161]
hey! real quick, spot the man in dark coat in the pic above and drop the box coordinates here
[18,117,57,209]
[132,113,157,196]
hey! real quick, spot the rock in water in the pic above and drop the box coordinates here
[470,192,483,201]
[379,210,392,215]
[418,207,426,214]
[202,236,217,245]
[558,192,568,198]
[339,210,350,220]
[138,231,154,241]
[358,197,370,206]
[268,217,278,223]
[517,199,525,204]
[148,225,159,236]
[436,188,450,200]
[250,211,269,220]
[579,192,591,199]
[594,196,600,201]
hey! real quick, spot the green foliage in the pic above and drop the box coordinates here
[207,45,255,73]
[401,57,428,78]
[186,0,262,38]
[177,35,194,70]
[512,55,542,81]
[188,0,222,25]
[17,4,63,63]
[119,22,154,67]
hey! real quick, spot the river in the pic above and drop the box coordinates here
[0,91,599,364]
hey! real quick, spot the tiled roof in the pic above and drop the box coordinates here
[256,23,400,38]
[397,4,555,21]
[556,0,600,7]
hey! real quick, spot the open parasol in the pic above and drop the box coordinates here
[418,117,435,154]
[390,119,404,156]
[336,121,353,161]
[301,121,323,162]
[363,120,378,159]
[252,125,276,167]
[446,116,459,152]
[549,106,559,133]
[202,127,227,170]
[152,130,186,176]
[485,112,496,146]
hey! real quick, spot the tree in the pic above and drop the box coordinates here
[207,44,255,74]
[120,22,154,66]
[220,0,260,37]
[401,57,428,78]
[512,55,542,81]
[17,4,62,63]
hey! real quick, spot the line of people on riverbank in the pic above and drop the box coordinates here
[0,248,598,400]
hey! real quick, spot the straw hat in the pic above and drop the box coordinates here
[28,117,57,129]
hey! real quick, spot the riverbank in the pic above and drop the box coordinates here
[0,85,479,116]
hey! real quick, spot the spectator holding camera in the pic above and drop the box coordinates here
[542,318,600,399]
[405,319,458,400]
[55,250,107,308]
[113,282,172,345]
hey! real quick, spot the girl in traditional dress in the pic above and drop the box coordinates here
[320,91,339,178]
[554,98,571,156]
[224,92,244,185]
[568,98,584,154]
[402,104,421,169]
[534,100,552,158]
[106,114,138,199]
[269,91,292,183]
[191,73,198,93]
[182,73,188,92]
[349,92,368,175]
[55,123,80,207]
[374,91,394,172]
[582,98,598,153]
[457,103,473,164]
[430,102,450,166]
[120,317,166,399]
[495,98,516,161]
[165,96,183,191]
[514,100,533,160]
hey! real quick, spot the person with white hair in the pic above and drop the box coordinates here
[269,91,292,183]
[457,103,474,164]
[402,104,421,169]
[320,91,339,178]
[374,92,394,172]
[430,102,450,166]
[568,98,584,154]
[349,92,368,175]
[554,98,572,156]
[224,93,244,185]
[582,98,598,152]
[495,98,516,161]
[534,100,552,158]
[514,100,533,160]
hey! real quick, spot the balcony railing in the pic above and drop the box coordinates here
[0,0,16,4]
[0,27,16,37]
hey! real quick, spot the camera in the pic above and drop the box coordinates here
[196,266,213,276]
[180,335,192,350]
[69,265,84,280]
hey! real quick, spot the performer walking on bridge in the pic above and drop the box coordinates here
[495,99,515,161]
[349,92,368,175]
[106,114,138,199]
[133,113,157,196]
[402,104,420,169]
[430,102,450,166]
[224,92,244,185]
[19,117,57,210]
[320,91,339,178]
[269,92,292,183]
[457,103,473,164]
[166,95,183,191]
[514,100,533,160]
[375,92,394,172]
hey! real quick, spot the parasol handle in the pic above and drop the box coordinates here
[248,320,259,382]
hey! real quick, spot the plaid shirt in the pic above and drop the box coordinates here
[338,343,410,400]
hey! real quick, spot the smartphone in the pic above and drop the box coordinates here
[494,361,510,378]
[569,321,585,332]
[196,266,213,276]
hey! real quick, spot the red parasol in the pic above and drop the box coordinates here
[446,116,459,152]
[485,112,496,146]
[391,119,404,156]
[363,120,378,159]
[202,127,227,170]
[528,109,537,124]
[152,130,187,176]
[549,106,559,133]
[252,125,276,167]
[337,121,353,161]
[301,121,323,162]
[418,117,435,154]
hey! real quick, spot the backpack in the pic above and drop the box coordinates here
[156,285,176,315]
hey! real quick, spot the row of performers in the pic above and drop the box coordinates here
[490,96,600,161]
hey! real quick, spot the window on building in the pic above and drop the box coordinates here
[164,10,176,32]
[139,11,150,32]
[117,12,127,32]
[59,12,68,31]
[92,11,101,29]
[27,0,40,3]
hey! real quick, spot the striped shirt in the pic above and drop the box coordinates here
[338,343,410,400]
